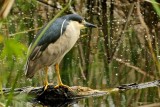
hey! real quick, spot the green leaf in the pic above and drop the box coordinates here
[0,38,27,60]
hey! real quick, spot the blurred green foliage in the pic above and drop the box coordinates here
[0,38,27,60]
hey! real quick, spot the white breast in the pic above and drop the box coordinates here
[64,21,80,50]
[43,21,81,65]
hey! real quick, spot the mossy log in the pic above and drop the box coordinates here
[1,80,160,106]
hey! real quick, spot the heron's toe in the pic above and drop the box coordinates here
[43,83,49,91]
[54,84,72,91]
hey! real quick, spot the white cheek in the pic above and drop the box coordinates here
[66,22,81,38]
[63,22,80,50]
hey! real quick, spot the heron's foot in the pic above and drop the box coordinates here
[43,82,49,91]
[54,84,73,91]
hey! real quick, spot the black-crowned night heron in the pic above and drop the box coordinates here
[25,14,96,90]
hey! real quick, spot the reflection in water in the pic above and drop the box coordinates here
[34,99,79,107]
[31,97,107,107]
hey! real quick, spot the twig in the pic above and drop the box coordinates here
[37,0,61,9]
[9,27,42,36]
[111,3,135,60]
[78,63,87,80]
[117,80,160,91]
[113,57,155,79]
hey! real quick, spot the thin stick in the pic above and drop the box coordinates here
[113,57,155,79]
[111,3,135,60]
[9,27,42,36]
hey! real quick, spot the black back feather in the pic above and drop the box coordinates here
[29,14,83,60]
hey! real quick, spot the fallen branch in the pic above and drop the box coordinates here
[1,80,160,106]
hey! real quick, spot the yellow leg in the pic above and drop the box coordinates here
[54,64,72,90]
[55,63,63,86]
[44,67,49,90]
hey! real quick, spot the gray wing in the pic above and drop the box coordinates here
[29,18,68,60]
[25,18,68,78]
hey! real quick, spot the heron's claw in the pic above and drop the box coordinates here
[43,80,49,91]
[44,84,48,91]
[43,67,49,91]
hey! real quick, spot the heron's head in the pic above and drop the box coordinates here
[62,14,97,29]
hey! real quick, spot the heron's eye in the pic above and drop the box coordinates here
[78,20,82,23]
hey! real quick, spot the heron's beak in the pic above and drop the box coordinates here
[84,21,97,28]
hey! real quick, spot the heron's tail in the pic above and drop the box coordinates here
[24,60,37,78]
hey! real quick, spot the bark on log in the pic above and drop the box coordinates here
[2,80,160,106]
